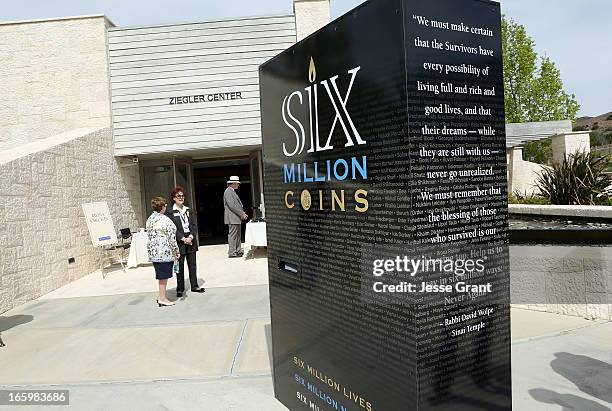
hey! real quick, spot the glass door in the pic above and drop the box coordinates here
[141,162,174,221]
[173,156,196,225]
[249,150,263,218]
[140,157,195,223]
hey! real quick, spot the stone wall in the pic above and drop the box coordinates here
[510,245,612,321]
[551,131,591,161]
[0,16,113,150]
[0,127,141,314]
[294,0,330,41]
[507,147,550,196]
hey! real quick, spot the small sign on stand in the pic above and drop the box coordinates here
[82,202,117,247]
[82,202,123,277]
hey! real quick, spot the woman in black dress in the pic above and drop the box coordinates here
[166,186,205,297]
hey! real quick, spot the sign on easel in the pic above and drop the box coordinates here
[82,202,117,247]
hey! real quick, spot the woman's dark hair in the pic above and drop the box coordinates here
[170,186,186,204]
[151,197,167,212]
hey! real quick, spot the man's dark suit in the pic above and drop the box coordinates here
[166,205,200,292]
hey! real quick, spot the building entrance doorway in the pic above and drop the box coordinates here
[193,160,252,245]
[139,151,263,246]
[140,157,195,224]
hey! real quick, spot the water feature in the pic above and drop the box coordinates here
[509,214,612,244]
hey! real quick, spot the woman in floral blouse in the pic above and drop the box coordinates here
[146,197,180,307]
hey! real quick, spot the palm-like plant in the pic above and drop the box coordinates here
[535,151,611,205]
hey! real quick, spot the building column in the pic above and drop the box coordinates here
[507,147,522,195]
[551,131,591,163]
[294,0,331,41]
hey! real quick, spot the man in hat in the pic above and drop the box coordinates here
[223,176,248,257]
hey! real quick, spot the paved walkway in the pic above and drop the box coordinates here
[0,245,610,410]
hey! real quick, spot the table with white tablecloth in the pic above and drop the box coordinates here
[243,221,267,256]
[127,230,150,268]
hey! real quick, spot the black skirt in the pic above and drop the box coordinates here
[153,261,174,280]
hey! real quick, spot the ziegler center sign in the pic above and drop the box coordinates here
[169,91,244,105]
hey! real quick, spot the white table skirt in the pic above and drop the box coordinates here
[244,221,267,254]
[127,231,150,268]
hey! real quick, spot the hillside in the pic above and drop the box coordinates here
[574,111,612,147]
[574,111,612,132]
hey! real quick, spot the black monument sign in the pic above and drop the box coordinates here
[260,0,511,409]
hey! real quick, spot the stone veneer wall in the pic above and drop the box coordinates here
[294,0,331,41]
[0,127,141,314]
[507,147,550,196]
[0,16,113,150]
[511,246,612,321]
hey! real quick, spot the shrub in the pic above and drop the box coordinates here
[535,151,611,205]
[573,124,588,132]
[522,139,552,164]
[590,130,612,147]
[509,192,551,205]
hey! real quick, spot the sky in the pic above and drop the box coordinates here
[1,0,610,117]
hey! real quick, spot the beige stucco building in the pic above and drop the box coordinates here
[0,0,331,314]
[0,15,114,150]
[505,121,591,196]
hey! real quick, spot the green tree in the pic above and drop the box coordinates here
[522,139,551,164]
[502,17,580,124]
[530,57,581,121]
[502,17,537,123]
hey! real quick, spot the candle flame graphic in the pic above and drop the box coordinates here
[308,57,316,83]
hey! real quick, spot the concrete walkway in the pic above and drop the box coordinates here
[0,245,611,410]
[40,245,269,300]
[0,285,282,411]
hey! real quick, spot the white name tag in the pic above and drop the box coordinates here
[173,213,180,217]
